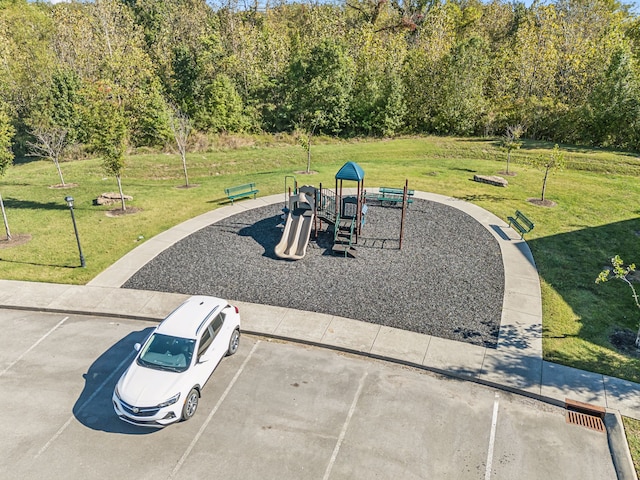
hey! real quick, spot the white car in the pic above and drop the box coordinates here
[112,295,241,427]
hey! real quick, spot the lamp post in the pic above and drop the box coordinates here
[65,196,86,268]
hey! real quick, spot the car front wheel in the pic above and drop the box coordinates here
[227,328,240,356]
[182,388,199,421]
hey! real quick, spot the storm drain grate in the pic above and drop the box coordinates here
[565,410,606,433]
[565,398,606,433]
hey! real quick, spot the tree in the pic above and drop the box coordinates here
[529,144,565,202]
[295,111,323,174]
[85,83,129,211]
[499,124,523,175]
[596,255,640,348]
[98,107,128,211]
[281,39,354,135]
[584,47,640,150]
[26,126,69,186]
[0,107,15,240]
[168,106,192,187]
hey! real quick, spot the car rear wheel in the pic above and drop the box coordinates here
[182,388,199,421]
[227,328,240,356]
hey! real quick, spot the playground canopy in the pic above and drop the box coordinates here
[335,161,365,182]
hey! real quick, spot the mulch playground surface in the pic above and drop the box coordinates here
[124,198,504,348]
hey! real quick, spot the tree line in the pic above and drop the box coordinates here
[1,0,640,163]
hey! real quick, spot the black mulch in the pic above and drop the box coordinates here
[123,199,504,348]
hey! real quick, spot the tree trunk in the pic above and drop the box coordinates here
[54,158,66,186]
[306,133,312,174]
[116,175,126,211]
[182,152,189,187]
[0,193,11,240]
[541,167,550,201]
[506,150,511,174]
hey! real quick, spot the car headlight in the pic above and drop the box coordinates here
[157,393,180,408]
[114,385,120,400]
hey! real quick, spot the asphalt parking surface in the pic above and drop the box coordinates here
[0,309,617,479]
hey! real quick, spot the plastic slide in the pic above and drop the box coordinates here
[275,194,314,260]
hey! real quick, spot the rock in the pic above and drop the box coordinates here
[94,192,134,205]
[473,175,508,187]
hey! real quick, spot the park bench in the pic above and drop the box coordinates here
[507,210,534,238]
[374,187,414,206]
[224,182,259,204]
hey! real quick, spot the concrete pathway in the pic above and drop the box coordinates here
[1,192,639,420]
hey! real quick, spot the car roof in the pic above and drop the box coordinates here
[155,295,227,339]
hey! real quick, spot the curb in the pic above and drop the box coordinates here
[606,410,639,480]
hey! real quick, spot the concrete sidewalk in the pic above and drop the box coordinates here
[1,192,639,420]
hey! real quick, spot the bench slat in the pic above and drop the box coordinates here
[379,187,415,196]
[508,210,534,238]
[224,183,258,204]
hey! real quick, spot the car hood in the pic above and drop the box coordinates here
[117,362,184,407]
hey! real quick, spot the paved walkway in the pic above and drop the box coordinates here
[1,192,639,421]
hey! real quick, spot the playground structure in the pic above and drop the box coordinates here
[274,189,315,260]
[274,161,410,260]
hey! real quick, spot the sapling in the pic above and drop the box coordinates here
[596,255,640,348]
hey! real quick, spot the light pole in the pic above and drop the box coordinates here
[65,196,86,268]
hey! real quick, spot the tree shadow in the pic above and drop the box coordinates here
[73,327,158,434]
[0,258,78,268]
[497,323,542,350]
[528,218,640,382]
[2,197,68,211]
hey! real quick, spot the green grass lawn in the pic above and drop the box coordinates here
[624,416,640,476]
[2,135,640,385]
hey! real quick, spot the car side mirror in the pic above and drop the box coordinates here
[134,343,141,352]
[198,355,210,364]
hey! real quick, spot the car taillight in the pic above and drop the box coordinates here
[228,304,239,314]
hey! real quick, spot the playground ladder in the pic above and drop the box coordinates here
[332,212,356,257]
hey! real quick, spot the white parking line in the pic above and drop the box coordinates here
[323,371,368,480]
[484,392,500,480]
[0,316,68,377]
[169,340,260,480]
[35,350,136,458]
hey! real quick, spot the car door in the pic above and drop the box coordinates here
[192,313,227,387]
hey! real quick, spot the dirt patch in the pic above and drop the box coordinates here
[175,184,200,189]
[294,170,318,175]
[0,233,32,249]
[105,207,142,217]
[610,328,640,357]
[49,183,78,189]
[527,198,557,208]
[497,171,517,177]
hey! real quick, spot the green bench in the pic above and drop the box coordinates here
[224,182,258,204]
[376,187,414,206]
[507,210,534,238]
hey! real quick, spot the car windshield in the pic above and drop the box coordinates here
[137,333,195,373]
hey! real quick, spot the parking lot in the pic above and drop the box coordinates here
[0,309,617,479]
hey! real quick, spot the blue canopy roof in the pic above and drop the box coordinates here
[335,161,365,181]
